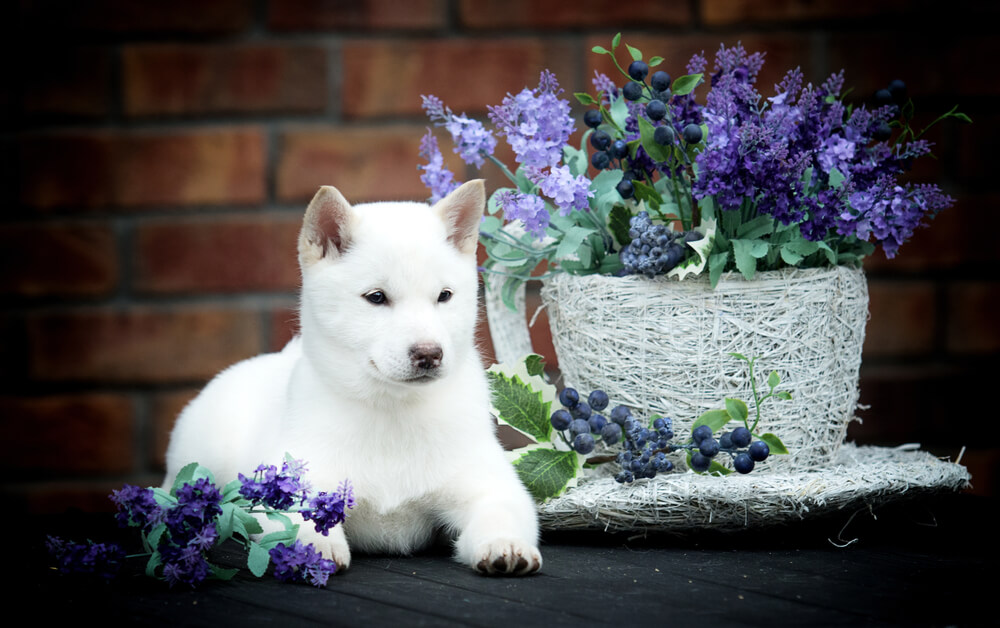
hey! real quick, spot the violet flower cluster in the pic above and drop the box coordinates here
[416,34,964,295]
[47,458,353,589]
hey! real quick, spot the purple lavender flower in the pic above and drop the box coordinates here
[495,190,550,238]
[110,484,162,530]
[46,536,126,581]
[488,70,575,170]
[592,71,618,105]
[269,540,338,587]
[239,458,311,511]
[422,95,496,168]
[537,165,594,215]
[157,477,224,588]
[418,130,461,203]
[300,480,355,536]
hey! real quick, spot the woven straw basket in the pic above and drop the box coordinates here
[486,265,870,473]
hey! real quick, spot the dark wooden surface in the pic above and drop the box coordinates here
[16,493,993,627]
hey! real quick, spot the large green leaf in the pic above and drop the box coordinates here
[511,448,580,501]
[486,370,552,442]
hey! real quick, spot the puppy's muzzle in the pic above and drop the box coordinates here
[410,343,443,372]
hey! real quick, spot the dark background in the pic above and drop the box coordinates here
[2,0,997,514]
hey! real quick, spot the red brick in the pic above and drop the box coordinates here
[0,223,118,298]
[277,125,466,203]
[123,44,328,117]
[133,215,301,294]
[945,281,1000,355]
[459,0,691,29]
[863,280,936,357]
[584,33,815,102]
[150,388,200,468]
[341,38,577,119]
[701,0,913,25]
[0,394,135,475]
[18,128,266,209]
[18,0,253,34]
[26,307,262,384]
[268,0,447,31]
[19,46,110,118]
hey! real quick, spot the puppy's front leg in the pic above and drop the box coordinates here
[449,485,542,576]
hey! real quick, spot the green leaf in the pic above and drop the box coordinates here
[692,409,730,434]
[768,370,780,389]
[637,116,671,163]
[756,432,789,455]
[554,226,596,261]
[524,354,545,377]
[247,541,272,577]
[511,448,580,501]
[724,398,749,424]
[775,390,793,400]
[708,250,730,287]
[736,215,775,240]
[671,73,703,96]
[612,32,621,49]
[731,238,768,280]
[632,179,662,211]
[608,204,634,246]
[259,527,299,550]
[575,92,598,106]
[486,371,552,442]
[648,56,664,67]
[480,215,502,235]
[728,352,748,362]
[626,43,643,61]
[592,45,610,54]
[828,167,846,189]
[210,565,240,581]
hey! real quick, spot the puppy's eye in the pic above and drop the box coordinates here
[438,289,453,303]
[364,290,388,305]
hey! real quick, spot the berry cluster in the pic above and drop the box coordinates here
[550,386,622,455]
[689,424,770,474]
[550,386,774,482]
[583,59,703,202]
[619,211,700,277]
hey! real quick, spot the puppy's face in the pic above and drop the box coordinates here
[297,182,485,392]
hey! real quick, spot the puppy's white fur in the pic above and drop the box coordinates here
[163,181,541,575]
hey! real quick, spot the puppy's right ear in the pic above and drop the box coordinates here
[299,186,355,267]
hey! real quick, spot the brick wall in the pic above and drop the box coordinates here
[3,0,997,513]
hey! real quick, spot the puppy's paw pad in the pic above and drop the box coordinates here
[473,540,541,576]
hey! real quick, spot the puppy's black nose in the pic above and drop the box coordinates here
[410,344,443,370]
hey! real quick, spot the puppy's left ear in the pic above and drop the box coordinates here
[433,179,485,256]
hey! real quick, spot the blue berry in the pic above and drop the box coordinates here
[653,125,674,145]
[699,437,720,458]
[645,100,667,121]
[627,60,649,81]
[692,424,713,444]
[571,402,592,420]
[731,426,752,448]
[572,433,595,455]
[601,422,622,445]
[682,123,703,144]
[559,388,579,408]
[550,409,572,431]
[719,431,733,449]
[874,88,893,106]
[588,390,609,411]
[583,109,603,128]
[568,418,590,438]
[616,179,634,199]
[733,453,755,474]
[615,470,634,483]
[590,130,611,151]
[610,139,628,159]
[748,440,770,462]
[872,121,892,142]
[650,71,671,91]
[588,413,607,433]
[622,81,643,101]
[610,405,632,425]
[591,150,611,170]
[888,79,907,104]
[690,452,711,472]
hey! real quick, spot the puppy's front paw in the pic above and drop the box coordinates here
[471,539,542,576]
[297,527,352,572]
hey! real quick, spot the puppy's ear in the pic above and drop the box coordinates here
[433,179,485,256]
[299,186,355,267]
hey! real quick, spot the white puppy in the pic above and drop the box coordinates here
[163,180,541,575]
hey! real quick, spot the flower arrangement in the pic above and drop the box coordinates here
[47,456,353,588]
[419,34,969,307]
